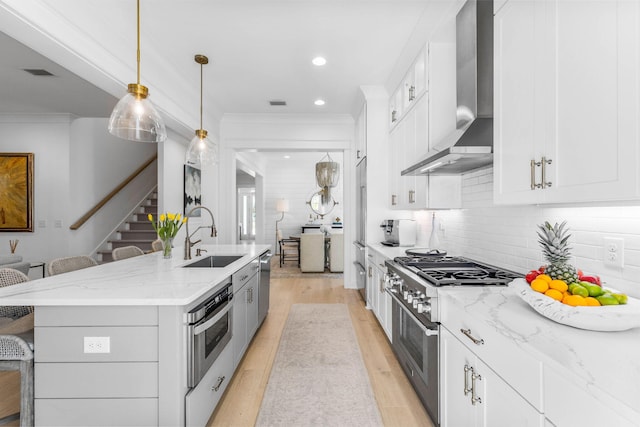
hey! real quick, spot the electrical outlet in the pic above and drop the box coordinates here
[84,336,110,353]
[604,237,624,268]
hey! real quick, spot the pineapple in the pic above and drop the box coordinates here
[537,221,580,283]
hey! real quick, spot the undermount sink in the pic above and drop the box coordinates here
[183,255,244,268]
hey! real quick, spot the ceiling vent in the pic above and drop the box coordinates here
[23,69,55,76]
[269,100,287,106]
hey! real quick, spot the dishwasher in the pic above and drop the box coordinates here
[258,251,272,325]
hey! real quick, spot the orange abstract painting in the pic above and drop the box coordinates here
[0,153,33,231]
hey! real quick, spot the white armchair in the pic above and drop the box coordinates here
[300,233,325,272]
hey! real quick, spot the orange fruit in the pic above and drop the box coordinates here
[562,293,572,304]
[531,278,549,293]
[584,297,601,306]
[564,295,587,307]
[549,280,568,293]
[536,274,552,283]
[544,289,563,301]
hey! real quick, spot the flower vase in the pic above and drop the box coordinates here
[161,237,174,259]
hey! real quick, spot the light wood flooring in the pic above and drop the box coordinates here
[0,276,433,427]
[208,275,433,427]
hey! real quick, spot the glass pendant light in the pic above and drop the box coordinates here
[185,54,217,166]
[108,0,167,143]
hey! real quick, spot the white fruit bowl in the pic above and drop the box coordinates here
[512,279,640,331]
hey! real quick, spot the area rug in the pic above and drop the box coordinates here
[256,304,383,427]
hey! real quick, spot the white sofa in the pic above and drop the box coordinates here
[0,254,30,275]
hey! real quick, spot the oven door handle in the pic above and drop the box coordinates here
[387,289,438,337]
[193,301,232,336]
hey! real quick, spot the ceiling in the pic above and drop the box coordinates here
[0,0,458,123]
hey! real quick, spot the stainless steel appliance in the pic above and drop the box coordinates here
[354,157,367,300]
[186,281,233,388]
[380,219,417,247]
[258,251,271,325]
[385,253,521,426]
[402,0,494,176]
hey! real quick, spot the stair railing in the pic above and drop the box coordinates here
[70,154,158,230]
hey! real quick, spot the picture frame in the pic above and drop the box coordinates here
[184,164,202,217]
[0,153,34,232]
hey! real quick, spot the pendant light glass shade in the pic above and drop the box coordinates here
[185,54,217,166]
[185,129,217,166]
[108,0,166,143]
[108,84,166,142]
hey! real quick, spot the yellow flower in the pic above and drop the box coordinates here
[160,214,166,222]
[167,213,175,221]
[182,218,187,223]
[148,214,153,221]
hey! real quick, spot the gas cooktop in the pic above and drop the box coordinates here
[393,255,522,287]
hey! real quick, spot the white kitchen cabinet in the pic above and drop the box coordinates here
[440,327,544,427]
[232,260,260,367]
[355,103,367,162]
[494,0,640,205]
[366,247,392,340]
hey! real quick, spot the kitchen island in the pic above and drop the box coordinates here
[0,243,271,427]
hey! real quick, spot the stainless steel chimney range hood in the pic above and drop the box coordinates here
[403,0,493,176]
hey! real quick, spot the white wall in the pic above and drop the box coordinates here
[0,115,161,277]
[413,167,640,299]
[264,153,344,250]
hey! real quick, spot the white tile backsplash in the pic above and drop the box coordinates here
[414,167,640,298]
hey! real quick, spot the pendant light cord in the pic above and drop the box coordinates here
[200,61,203,130]
[136,0,141,85]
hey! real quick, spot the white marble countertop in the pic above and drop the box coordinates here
[439,280,640,422]
[367,242,418,259]
[0,244,271,306]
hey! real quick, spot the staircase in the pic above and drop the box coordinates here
[98,191,158,263]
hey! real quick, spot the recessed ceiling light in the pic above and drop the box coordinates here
[314,99,326,106]
[312,57,327,66]
[283,155,291,159]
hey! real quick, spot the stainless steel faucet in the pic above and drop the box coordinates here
[184,206,217,260]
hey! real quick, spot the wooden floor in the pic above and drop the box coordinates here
[0,276,433,427]
[208,275,433,427]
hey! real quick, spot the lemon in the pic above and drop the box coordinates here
[531,278,549,293]
[544,289,563,301]
[549,280,568,293]
[536,274,552,283]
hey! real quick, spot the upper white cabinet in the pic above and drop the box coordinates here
[388,40,461,210]
[494,0,640,205]
[355,103,367,162]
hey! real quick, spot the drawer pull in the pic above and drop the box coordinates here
[460,328,484,346]
[212,375,226,392]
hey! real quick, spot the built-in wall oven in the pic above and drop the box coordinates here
[186,280,233,388]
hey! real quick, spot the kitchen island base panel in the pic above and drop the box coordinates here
[35,398,158,426]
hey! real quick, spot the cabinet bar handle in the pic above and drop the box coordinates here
[391,110,397,122]
[464,365,472,396]
[409,86,416,101]
[409,190,415,204]
[357,149,361,159]
[541,157,552,188]
[391,194,397,206]
[471,370,482,405]
[212,376,226,392]
[530,159,542,190]
[460,328,484,345]
[368,266,372,278]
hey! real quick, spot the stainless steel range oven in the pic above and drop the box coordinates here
[186,280,233,388]
[385,253,522,426]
